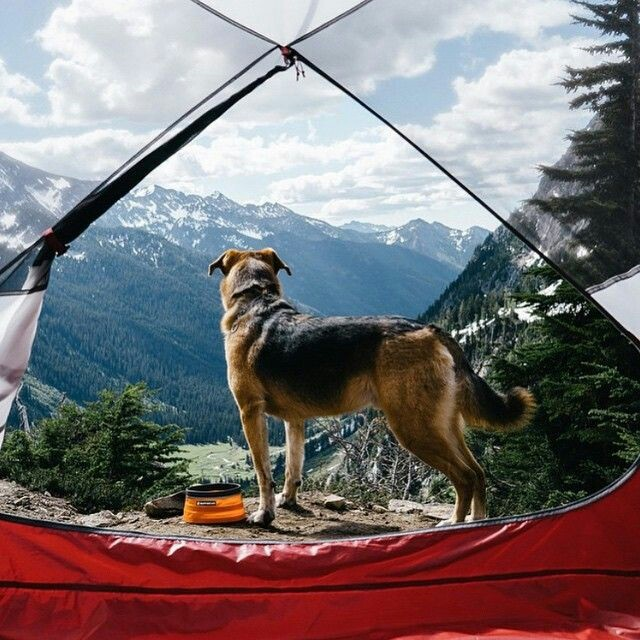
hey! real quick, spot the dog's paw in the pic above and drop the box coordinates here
[276,493,298,510]
[435,515,474,527]
[435,517,456,527]
[247,508,275,527]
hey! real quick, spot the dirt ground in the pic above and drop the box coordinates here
[0,480,453,542]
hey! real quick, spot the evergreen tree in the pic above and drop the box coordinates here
[0,383,190,513]
[472,266,640,515]
[530,0,640,281]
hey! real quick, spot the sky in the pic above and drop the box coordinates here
[0,0,600,231]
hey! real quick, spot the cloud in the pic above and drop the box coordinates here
[37,0,270,126]
[2,129,151,178]
[264,38,597,224]
[33,0,574,127]
[4,36,596,230]
[294,0,573,92]
[407,37,597,205]
[0,58,44,126]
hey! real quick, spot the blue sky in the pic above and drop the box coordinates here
[1,1,598,230]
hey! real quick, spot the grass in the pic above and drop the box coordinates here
[180,442,284,483]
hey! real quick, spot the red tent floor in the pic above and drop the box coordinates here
[0,463,638,639]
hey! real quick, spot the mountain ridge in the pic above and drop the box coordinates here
[0,151,488,268]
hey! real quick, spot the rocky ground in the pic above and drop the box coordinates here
[0,480,454,542]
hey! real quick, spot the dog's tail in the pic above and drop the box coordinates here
[435,327,536,432]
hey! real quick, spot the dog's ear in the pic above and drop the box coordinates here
[208,249,241,276]
[261,248,291,276]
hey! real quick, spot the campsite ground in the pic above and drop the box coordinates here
[0,479,450,542]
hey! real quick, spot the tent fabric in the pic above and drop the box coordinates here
[0,461,638,638]
[0,240,52,446]
[0,2,638,638]
[589,266,640,340]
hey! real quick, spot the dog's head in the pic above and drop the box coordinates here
[208,248,291,310]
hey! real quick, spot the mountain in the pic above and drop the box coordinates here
[340,218,490,269]
[22,225,238,443]
[420,134,586,366]
[102,186,368,255]
[104,187,490,278]
[97,184,459,317]
[0,151,94,260]
[340,220,391,234]
[0,151,489,441]
[0,152,487,296]
[376,219,490,270]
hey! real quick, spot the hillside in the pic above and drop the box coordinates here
[421,134,587,365]
[419,229,538,366]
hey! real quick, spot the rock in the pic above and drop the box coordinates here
[323,494,347,511]
[387,499,453,519]
[144,490,186,519]
[80,510,118,528]
[13,496,30,507]
[422,504,454,521]
[387,499,425,514]
[371,504,388,513]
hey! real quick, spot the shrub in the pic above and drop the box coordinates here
[0,383,189,513]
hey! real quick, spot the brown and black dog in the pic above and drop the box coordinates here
[209,247,535,526]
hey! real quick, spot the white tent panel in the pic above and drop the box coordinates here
[590,268,640,342]
[0,290,47,446]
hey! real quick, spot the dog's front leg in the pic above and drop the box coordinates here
[240,403,275,526]
[277,420,305,509]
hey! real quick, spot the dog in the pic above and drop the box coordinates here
[209,247,535,526]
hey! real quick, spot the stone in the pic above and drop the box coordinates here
[371,504,388,513]
[144,490,186,518]
[323,494,347,511]
[422,504,454,521]
[80,510,118,528]
[387,499,425,514]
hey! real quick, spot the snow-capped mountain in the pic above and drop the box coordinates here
[0,151,488,277]
[0,151,94,257]
[376,219,490,270]
[340,220,392,234]
[102,185,365,258]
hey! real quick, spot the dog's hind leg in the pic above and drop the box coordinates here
[451,419,487,520]
[240,403,275,526]
[277,420,305,510]
[384,410,477,524]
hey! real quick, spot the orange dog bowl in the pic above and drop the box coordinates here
[183,483,247,524]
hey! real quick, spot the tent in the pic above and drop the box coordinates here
[0,2,638,637]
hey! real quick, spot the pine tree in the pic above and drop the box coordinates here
[530,0,640,281]
[473,266,640,515]
[0,383,190,512]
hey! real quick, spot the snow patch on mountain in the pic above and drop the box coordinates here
[0,151,489,279]
[376,219,489,270]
